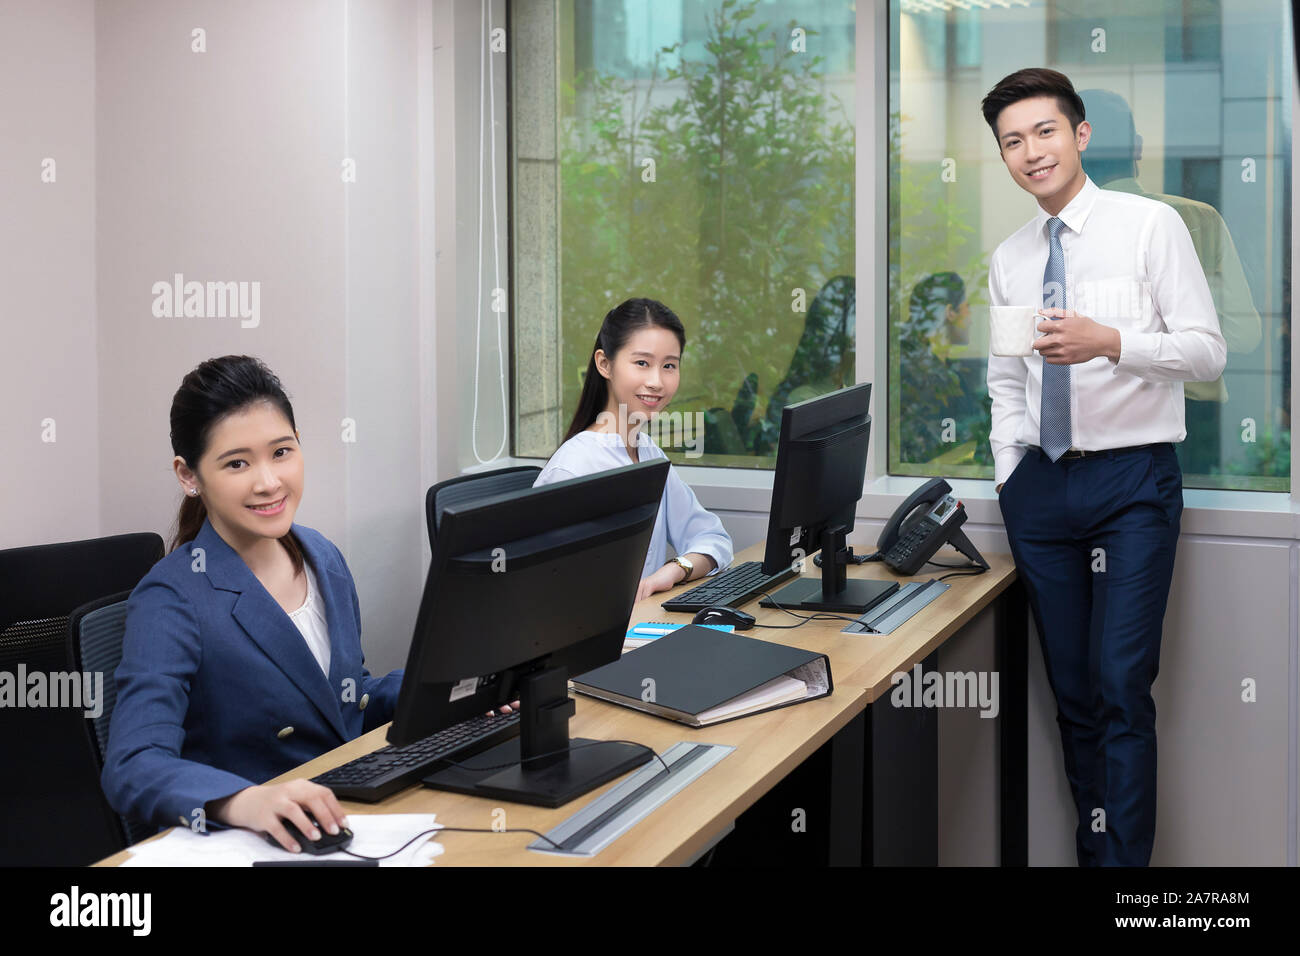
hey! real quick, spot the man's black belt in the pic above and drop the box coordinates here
[1026,443,1162,459]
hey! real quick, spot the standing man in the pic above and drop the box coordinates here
[982,68,1225,866]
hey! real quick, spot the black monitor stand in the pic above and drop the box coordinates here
[760,525,897,614]
[421,667,651,808]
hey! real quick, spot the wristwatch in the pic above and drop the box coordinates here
[667,555,694,582]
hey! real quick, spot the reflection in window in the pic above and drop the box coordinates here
[513,0,855,468]
[891,0,1292,490]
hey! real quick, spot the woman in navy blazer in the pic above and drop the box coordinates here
[101,355,402,852]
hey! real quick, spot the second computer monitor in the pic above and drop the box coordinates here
[760,382,886,613]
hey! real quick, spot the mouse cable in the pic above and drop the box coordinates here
[337,742,676,861]
[340,825,564,859]
[747,590,864,629]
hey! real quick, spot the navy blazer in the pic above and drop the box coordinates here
[101,519,403,829]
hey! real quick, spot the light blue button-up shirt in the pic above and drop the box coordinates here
[534,430,734,580]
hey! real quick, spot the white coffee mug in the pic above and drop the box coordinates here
[989,306,1048,357]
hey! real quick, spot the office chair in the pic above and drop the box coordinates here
[424,465,542,554]
[68,591,158,848]
[0,532,164,865]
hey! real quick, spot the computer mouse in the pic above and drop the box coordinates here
[263,816,354,855]
[692,607,756,631]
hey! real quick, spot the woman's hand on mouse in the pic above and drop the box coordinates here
[209,779,348,852]
[636,564,685,602]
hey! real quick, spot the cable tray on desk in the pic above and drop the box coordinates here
[528,742,733,857]
[841,579,949,635]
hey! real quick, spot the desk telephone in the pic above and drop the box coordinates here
[878,478,989,576]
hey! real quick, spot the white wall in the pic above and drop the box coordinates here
[95,0,350,548]
[4,0,435,674]
[341,0,427,674]
[0,0,98,548]
[94,0,430,674]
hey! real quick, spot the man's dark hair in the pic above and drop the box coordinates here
[981,68,1086,143]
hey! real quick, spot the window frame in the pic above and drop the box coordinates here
[482,0,1300,522]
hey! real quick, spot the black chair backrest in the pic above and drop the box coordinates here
[68,592,157,848]
[0,532,163,865]
[424,466,542,554]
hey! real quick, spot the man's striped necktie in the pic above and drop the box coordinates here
[1039,216,1072,460]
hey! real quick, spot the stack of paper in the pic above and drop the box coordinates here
[119,814,444,867]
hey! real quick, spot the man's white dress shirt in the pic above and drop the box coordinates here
[986,175,1226,486]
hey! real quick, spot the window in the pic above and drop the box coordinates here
[890,0,1293,490]
[512,0,856,468]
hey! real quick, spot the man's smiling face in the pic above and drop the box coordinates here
[995,95,1091,213]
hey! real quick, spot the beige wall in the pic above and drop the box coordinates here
[4,0,439,674]
[0,0,99,548]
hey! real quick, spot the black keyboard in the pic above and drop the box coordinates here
[312,712,521,802]
[661,560,798,613]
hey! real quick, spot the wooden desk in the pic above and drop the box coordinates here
[97,545,1024,867]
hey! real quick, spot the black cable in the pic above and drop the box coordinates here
[747,557,987,636]
[751,618,840,630]
[339,825,564,859]
[336,740,678,860]
[812,550,874,567]
[934,567,987,583]
[924,558,971,569]
[748,589,865,628]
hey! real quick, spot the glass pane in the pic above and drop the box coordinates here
[890,0,1293,491]
[512,0,856,468]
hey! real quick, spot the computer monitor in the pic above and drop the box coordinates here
[387,458,669,808]
[758,382,887,614]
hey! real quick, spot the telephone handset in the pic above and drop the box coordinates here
[878,477,989,576]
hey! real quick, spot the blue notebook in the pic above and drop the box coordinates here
[624,620,734,648]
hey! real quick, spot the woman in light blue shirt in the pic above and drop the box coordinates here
[534,298,733,601]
